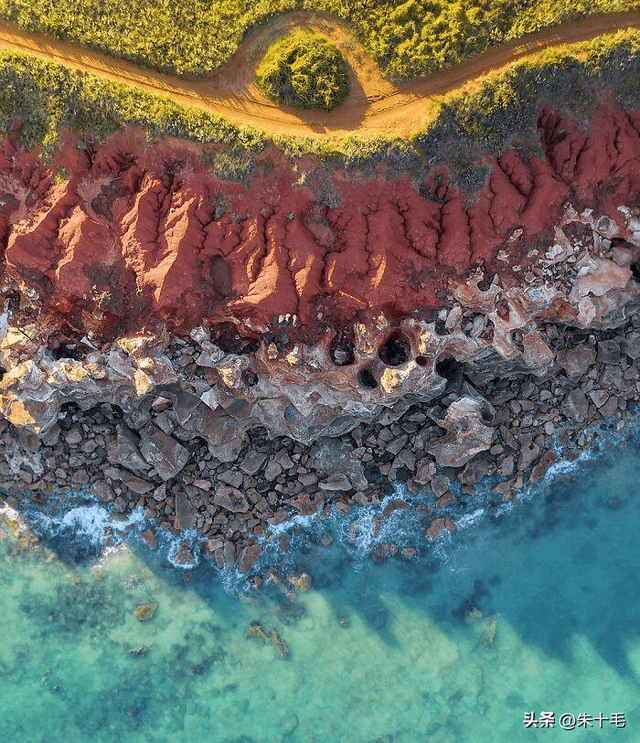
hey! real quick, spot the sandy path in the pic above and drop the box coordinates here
[0,10,638,139]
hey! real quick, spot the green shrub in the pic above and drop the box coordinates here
[256,31,350,110]
[0,0,636,79]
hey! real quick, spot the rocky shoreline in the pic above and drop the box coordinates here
[2,101,640,576]
[2,299,640,577]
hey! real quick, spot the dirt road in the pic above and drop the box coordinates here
[0,10,638,139]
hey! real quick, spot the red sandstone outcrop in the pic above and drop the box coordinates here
[1,103,640,460]
[0,104,637,338]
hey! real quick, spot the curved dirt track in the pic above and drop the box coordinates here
[0,10,639,139]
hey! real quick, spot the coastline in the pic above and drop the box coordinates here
[2,299,640,582]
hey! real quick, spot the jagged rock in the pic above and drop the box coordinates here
[223,540,236,569]
[290,492,323,515]
[371,543,398,562]
[597,340,621,365]
[264,461,283,481]
[565,389,589,422]
[141,527,157,550]
[431,475,450,498]
[497,454,515,477]
[318,473,352,491]
[175,488,196,530]
[107,425,149,474]
[238,541,261,573]
[119,473,154,495]
[431,398,495,468]
[217,469,244,488]
[64,424,83,446]
[91,481,115,502]
[213,486,249,513]
[529,450,557,483]
[458,455,496,486]
[171,542,195,565]
[435,492,455,509]
[556,346,596,379]
[599,395,619,418]
[139,426,190,481]
[588,389,610,409]
[239,451,268,476]
[621,332,640,360]
[425,515,456,542]
[414,457,436,485]
[308,438,368,491]
[518,442,540,470]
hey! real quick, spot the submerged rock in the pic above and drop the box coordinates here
[133,603,157,621]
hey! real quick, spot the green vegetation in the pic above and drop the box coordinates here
[0,50,267,174]
[413,28,640,189]
[0,0,636,79]
[1,29,640,193]
[256,30,350,110]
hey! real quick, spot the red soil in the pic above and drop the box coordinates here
[2,102,640,344]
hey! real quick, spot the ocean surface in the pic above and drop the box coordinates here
[1,430,640,743]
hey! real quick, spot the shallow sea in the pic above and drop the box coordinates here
[1,428,640,743]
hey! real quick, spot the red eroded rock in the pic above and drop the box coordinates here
[1,102,640,341]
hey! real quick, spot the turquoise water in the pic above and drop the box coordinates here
[2,437,640,742]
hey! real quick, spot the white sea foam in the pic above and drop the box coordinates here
[28,503,145,546]
[455,508,485,531]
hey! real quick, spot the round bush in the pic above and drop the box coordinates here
[256,30,351,111]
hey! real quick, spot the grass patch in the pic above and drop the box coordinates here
[0,0,636,79]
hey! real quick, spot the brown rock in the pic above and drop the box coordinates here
[318,473,352,491]
[431,475,450,498]
[518,441,540,470]
[458,455,496,486]
[107,425,148,473]
[139,426,190,481]
[238,541,261,573]
[444,515,456,534]
[141,527,157,550]
[120,473,155,494]
[529,450,556,483]
[425,517,447,542]
[223,540,236,569]
[556,346,596,379]
[133,603,157,621]
[588,389,610,409]
[290,492,323,515]
[597,339,621,365]
[382,499,409,518]
[371,543,398,562]
[435,492,455,509]
[497,454,515,477]
[213,485,249,513]
[431,397,495,468]
[599,395,619,418]
[414,457,436,485]
[565,389,589,422]
[174,488,196,530]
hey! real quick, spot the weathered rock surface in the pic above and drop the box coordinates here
[139,426,190,481]
[1,104,640,456]
[430,398,495,467]
[213,486,249,513]
[1,102,640,572]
